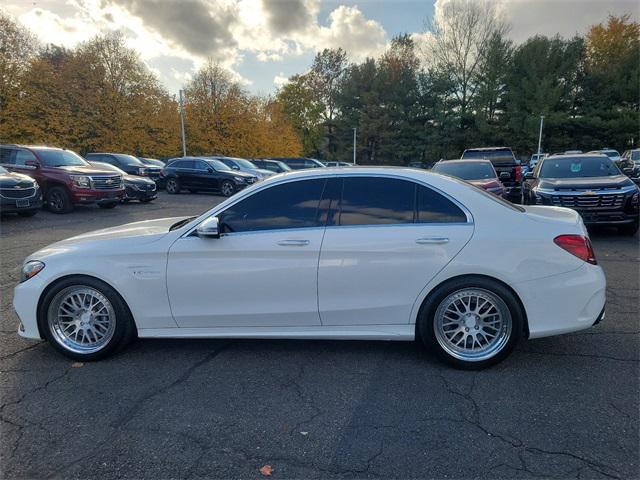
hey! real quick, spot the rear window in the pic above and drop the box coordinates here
[462,149,515,163]
[432,162,496,180]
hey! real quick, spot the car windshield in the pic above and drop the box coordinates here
[539,156,621,178]
[35,149,88,167]
[140,157,164,166]
[276,161,291,171]
[89,161,126,175]
[601,150,619,158]
[0,166,7,174]
[206,159,232,171]
[229,158,257,169]
[432,162,496,180]
[632,151,640,161]
[114,154,144,166]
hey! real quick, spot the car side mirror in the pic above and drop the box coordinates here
[196,216,220,239]
[524,172,535,180]
[499,171,511,180]
[25,160,39,169]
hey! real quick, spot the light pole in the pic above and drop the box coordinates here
[537,115,544,156]
[179,89,187,157]
[352,127,357,165]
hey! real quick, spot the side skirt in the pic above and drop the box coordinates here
[137,324,415,341]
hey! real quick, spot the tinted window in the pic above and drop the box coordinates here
[416,185,467,223]
[194,160,209,171]
[462,149,515,163]
[219,179,325,232]
[114,154,144,166]
[35,149,87,167]
[173,160,195,169]
[339,177,415,226]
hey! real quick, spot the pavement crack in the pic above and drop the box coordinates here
[0,342,44,360]
[110,341,234,429]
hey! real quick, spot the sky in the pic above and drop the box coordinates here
[3,0,638,96]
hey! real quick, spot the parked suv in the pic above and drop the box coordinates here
[161,157,258,196]
[0,145,124,213]
[251,159,292,174]
[85,153,163,185]
[524,153,639,235]
[461,147,522,202]
[268,157,327,170]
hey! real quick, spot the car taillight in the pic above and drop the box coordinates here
[554,235,597,265]
[515,164,521,182]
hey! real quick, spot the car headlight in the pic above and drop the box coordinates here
[233,176,246,183]
[138,167,148,175]
[21,260,45,282]
[631,192,639,204]
[70,175,91,188]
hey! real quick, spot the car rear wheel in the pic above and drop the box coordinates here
[221,180,235,197]
[46,186,73,214]
[166,178,180,194]
[418,277,523,370]
[39,276,136,361]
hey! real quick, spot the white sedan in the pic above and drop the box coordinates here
[14,167,606,369]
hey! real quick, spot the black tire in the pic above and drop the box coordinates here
[98,202,117,209]
[38,276,136,361]
[221,180,235,197]
[417,276,524,370]
[46,186,73,214]
[18,209,38,217]
[166,177,180,194]
[618,221,639,236]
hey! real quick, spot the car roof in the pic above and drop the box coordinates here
[463,147,512,151]
[438,159,493,164]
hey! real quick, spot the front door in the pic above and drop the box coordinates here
[318,176,474,326]
[167,178,328,328]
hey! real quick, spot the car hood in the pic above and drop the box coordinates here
[28,217,188,261]
[55,165,122,176]
[255,168,275,177]
[228,170,257,179]
[124,174,155,184]
[536,175,633,190]
[0,172,37,188]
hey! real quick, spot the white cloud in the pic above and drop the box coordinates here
[273,73,289,87]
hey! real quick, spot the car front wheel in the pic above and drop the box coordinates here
[221,180,235,197]
[38,276,136,361]
[418,277,523,370]
[46,186,73,214]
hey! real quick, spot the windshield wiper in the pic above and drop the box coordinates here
[169,216,196,231]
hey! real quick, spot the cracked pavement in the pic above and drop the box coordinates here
[1,193,638,479]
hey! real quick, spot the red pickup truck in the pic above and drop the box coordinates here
[0,145,124,213]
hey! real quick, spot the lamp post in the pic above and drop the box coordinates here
[352,127,357,165]
[537,115,544,156]
[179,89,187,157]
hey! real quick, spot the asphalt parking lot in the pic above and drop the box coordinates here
[0,193,638,479]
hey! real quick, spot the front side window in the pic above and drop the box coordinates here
[339,177,415,226]
[218,179,326,233]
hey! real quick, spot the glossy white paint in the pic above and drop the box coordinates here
[14,167,606,344]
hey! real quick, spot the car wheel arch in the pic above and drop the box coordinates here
[413,273,530,339]
[35,273,138,340]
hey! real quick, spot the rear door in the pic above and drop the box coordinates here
[318,176,474,326]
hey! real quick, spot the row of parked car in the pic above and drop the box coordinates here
[0,143,339,217]
[420,146,640,235]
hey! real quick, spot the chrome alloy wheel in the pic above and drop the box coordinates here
[434,288,512,362]
[221,181,234,197]
[47,286,116,354]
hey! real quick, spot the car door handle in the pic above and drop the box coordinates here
[277,240,310,246]
[416,237,449,245]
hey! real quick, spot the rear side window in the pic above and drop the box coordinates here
[0,148,16,165]
[416,185,467,223]
[219,179,326,233]
[15,149,37,165]
[339,177,415,226]
[173,160,195,169]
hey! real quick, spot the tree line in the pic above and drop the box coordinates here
[278,5,639,164]
[0,12,301,159]
[1,3,638,164]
